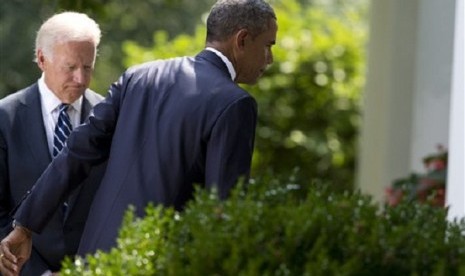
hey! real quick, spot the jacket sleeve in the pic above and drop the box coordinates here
[0,128,12,238]
[205,96,257,199]
[13,75,127,233]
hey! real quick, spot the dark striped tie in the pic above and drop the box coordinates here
[53,103,72,157]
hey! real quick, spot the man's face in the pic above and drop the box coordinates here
[37,40,96,102]
[235,19,277,85]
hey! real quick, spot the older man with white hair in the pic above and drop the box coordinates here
[0,12,105,275]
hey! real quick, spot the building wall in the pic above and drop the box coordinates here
[410,0,455,171]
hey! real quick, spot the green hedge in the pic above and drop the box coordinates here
[61,175,465,275]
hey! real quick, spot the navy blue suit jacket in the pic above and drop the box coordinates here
[0,84,105,273]
[14,50,257,255]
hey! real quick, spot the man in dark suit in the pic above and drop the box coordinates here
[0,12,105,275]
[0,0,277,273]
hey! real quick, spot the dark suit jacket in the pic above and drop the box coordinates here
[14,50,257,255]
[0,84,105,274]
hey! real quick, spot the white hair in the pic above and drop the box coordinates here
[34,11,101,62]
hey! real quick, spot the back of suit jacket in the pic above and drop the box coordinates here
[14,50,258,256]
[0,84,106,273]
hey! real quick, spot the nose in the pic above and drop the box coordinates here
[73,68,87,84]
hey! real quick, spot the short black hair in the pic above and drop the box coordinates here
[206,0,276,42]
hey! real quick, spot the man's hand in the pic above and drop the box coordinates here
[0,226,32,276]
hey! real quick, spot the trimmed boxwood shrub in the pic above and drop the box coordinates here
[61,174,465,275]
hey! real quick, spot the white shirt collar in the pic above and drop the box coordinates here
[38,73,83,113]
[205,47,236,81]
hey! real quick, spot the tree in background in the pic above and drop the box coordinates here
[123,0,367,191]
[0,1,54,97]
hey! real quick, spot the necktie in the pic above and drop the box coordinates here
[53,103,72,157]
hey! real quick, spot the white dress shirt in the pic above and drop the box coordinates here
[38,74,83,157]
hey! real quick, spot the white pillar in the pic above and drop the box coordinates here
[357,0,418,202]
[357,0,457,203]
[446,0,464,220]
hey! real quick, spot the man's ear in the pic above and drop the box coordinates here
[234,28,249,50]
[36,50,46,70]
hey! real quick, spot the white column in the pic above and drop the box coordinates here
[357,0,457,202]
[357,0,418,202]
[446,0,464,220]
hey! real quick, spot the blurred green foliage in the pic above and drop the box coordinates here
[0,1,53,97]
[61,173,465,275]
[250,1,366,190]
[123,0,367,190]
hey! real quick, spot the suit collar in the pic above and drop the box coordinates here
[196,50,234,81]
[204,47,236,81]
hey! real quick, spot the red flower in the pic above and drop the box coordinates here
[424,159,446,172]
[386,146,447,208]
[385,187,403,207]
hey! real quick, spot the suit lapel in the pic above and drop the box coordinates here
[80,93,92,123]
[19,84,52,167]
[20,88,94,163]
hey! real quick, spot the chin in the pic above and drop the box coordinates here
[250,75,262,85]
[238,79,257,85]
[248,79,259,85]
[68,87,86,93]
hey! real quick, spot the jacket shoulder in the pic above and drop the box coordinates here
[0,84,37,111]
